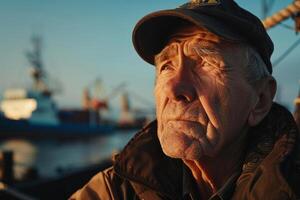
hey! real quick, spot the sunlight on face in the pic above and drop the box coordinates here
[154,26,258,161]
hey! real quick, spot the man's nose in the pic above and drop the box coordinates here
[165,69,196,103]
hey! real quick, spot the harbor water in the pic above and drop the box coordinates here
[0,130,136,180]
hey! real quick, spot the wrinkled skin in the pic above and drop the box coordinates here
[154,26,258,161]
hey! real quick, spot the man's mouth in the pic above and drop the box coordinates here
[168,118,196,122]
[166,120,206,140]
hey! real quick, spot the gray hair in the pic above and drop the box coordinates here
[243,45,271,85]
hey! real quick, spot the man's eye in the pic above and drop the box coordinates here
[160,64,173,74]
[198,61,214,69]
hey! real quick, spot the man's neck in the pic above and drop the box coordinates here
[183,130,247,198]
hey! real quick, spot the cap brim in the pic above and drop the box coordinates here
[133,9,245,65]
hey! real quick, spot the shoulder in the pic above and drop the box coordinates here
[69,166,115,200]
[69,166,137,200]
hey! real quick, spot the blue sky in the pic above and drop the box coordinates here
[0,0,299,112]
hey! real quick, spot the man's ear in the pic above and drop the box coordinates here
[248,76,277,127]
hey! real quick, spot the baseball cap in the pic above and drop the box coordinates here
[133,0,274,73]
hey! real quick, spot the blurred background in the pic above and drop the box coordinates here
[0,0,299,199]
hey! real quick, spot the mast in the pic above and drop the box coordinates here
[26,35,50,95]
[119,92,134,125]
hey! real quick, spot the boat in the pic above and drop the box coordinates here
[0,36,115,139]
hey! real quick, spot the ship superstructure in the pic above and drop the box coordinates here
[0,36,59,125]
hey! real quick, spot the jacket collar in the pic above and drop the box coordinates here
[113,120,183,197]
[233,103,300,199]
[241,103,299,174]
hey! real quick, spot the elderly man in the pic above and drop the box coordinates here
[71,0,300,199]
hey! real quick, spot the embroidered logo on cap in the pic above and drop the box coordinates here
[190,0,221,6]
[180,0,221,9]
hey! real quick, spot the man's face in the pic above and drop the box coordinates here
[154,26,258,161]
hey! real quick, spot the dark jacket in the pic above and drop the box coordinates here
[70,103,300,200]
